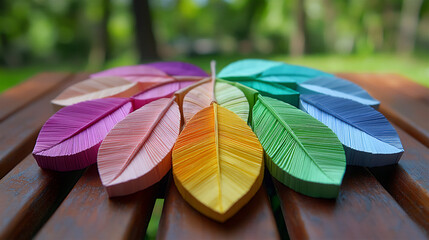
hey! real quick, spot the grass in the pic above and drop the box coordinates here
[0,54,428,92]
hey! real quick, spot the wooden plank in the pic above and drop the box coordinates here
[35,166,158,240]
[0,73,72,122]
[368,125,429,232]
[337,73,429,147]
[0,73,89,179]
[157,178,280,240]
[274,167,427,239]
[336,73,429,231]
[0,155,82,239]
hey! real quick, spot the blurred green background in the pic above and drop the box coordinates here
[1,0,429,92]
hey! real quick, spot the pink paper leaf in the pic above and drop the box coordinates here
[33,98,133,171]
[97,97,181,197]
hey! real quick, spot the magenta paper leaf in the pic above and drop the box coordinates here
[98,97,181,197]
[132,78,199,109]
[33,98,133,171]
[146,62,209,77]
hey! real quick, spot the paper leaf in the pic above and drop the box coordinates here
[300,94,403,167]
[252,95,346,198]
[91,65,175,90]
[91,65,168,78]
[257,63,334,85]
[297,76,380,107]
[216,79,260,111]
[182,81,249,124]
[51,76,141,110]
[33,98,133,171]
[172,103,264,222]
[236,80,299,107]
[98,97,181,197]
[132,77,200,109]
[146,61,209,77]
[219,59,333,88]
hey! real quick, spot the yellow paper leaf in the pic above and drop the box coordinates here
[172,103,263,222]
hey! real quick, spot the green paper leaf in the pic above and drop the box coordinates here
[252,95,346,198]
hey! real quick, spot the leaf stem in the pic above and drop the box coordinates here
[211,60,217,104]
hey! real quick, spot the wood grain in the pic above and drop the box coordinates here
[35,166,158,240]
[274,167,427,239]
[0,155,82,239]
[337,73,429,147]
[0,73,72,122]
[0,73,89,179]
[369,125,429,232]
[157,178,280,240]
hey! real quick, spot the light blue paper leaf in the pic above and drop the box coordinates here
[297,76,380,108]
[300,94,403,167]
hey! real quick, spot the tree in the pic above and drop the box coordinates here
[396,0,423,54]
[132,0,159,61]
[88,0,111,69]
[290,0,308,56]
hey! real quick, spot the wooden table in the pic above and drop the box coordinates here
[0,73,428,239]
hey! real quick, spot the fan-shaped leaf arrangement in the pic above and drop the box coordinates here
[33,98,133,171]
[253,95,346,198]
[32,59,405,223]
[300,94,403,167]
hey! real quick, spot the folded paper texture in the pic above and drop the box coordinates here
[300,94,403,167]
[98,97,181,197]
[173,104,264,222]
[32,59,405,222]
[252,95,346,198]
[33,98,133,171]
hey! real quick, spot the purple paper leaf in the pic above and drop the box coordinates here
[90,65,169,79]
[33,98,133,171]
[146,62,209,77]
